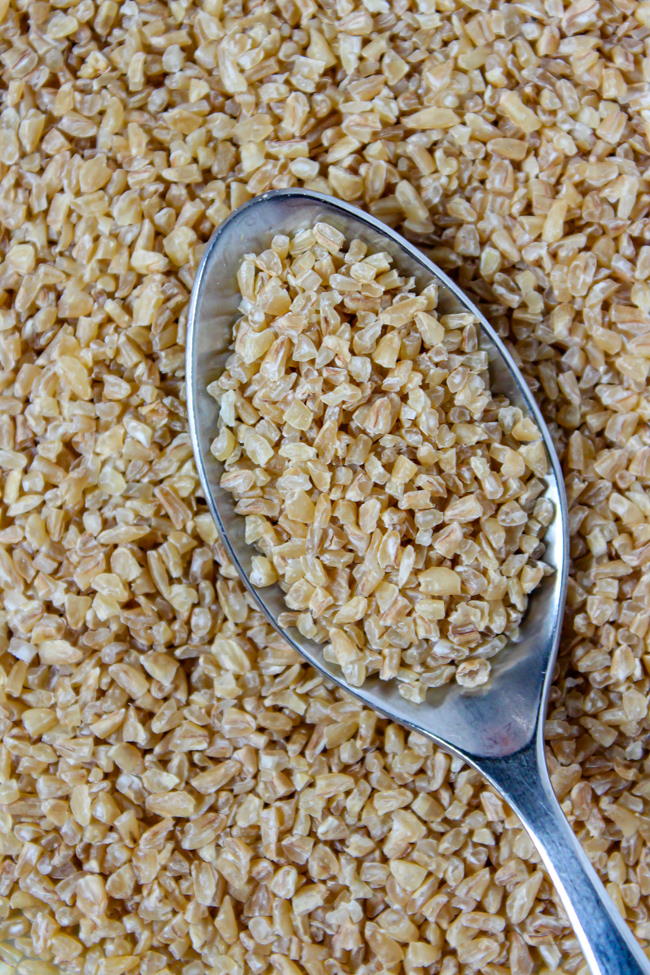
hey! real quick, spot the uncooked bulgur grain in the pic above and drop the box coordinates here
[0,0,648,972]
[209,227,551,700]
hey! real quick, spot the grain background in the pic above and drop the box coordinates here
[0,0,648,973]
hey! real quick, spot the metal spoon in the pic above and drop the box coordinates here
[186,189,650,975]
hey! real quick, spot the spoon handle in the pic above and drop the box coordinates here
[479,742,650,975]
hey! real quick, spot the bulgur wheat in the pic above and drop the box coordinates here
[0,0,648,972]
[209,227,552,700]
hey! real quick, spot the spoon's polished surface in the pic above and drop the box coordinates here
[187,189,650,975]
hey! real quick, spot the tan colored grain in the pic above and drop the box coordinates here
[210,226,551,698]
[0,0,647,971]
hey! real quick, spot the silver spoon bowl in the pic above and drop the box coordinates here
[187,189,650,975]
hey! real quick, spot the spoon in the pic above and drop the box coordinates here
[186,188,650,975]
